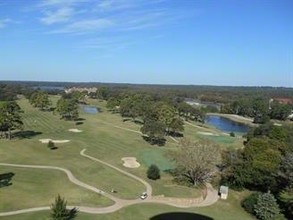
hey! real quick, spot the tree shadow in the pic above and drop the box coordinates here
[142,136,166,146]
[0,172,15,188]
[168,131,184,137]
[76,118,86,121]
[75,121,84,126]
[13,130,43,139]
[150,212,214,220]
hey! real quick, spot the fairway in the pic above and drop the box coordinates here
[0,97,252,219]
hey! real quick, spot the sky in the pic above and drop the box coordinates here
[0,0,292,87]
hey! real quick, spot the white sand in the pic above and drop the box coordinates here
[39,139,70,144]
[273,123,282,127]
[197,131,218,136]
[121,157,140,168]
[68,128,83,133]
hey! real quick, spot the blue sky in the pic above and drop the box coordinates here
[0,0,292,86]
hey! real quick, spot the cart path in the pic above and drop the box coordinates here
[0,150,219,216]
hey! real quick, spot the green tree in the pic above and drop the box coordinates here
[0,101,23,140]
[56,98,79,121]
[51,194,78,220]
[242,192,261,215]
[147,164,160,180]
[156,103,176,133]
[29,91,51,110]
[169,117,184,135]
[254,192,283,220]
[140,118,165,145]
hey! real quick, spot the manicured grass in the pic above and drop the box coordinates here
[0,167,112,212]
[0,96,252,219]
[0,190,253,220]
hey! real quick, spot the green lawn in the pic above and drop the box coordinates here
[0,167,112,212]
[0,190,253,220]
[0,96,252,219]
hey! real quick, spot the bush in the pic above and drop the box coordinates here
[254,192,283,220]
[47,141,57,150]
[230,132,235,137]
[241,192,261,215]
[147,164,160,180]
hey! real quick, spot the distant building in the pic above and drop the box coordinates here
[271,97,293,105]
[184,98,221,110]
[65,87,97,94]
[219,185,229,200]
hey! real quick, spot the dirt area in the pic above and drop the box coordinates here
[121,157,140,168]
[39,139,70,144]
[68,128,83,132]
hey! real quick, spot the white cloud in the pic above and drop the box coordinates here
[50,19,114,33]
[40,7,74,24]
[39,0,88,7]
[0,18,12,28]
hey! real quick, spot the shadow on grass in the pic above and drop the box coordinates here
[0,172,15,188]
[150,212,214,220]
[142,136,166,146]
[14,130,42,139]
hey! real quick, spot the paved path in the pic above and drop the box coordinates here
[0,149,219,216]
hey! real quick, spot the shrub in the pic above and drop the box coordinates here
[241,192,261,215]
[47,141,57,150]
[147,164,160,180]
[230,132,235,137]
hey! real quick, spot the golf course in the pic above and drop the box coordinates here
[0,96,253,220]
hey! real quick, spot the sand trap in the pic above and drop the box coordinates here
[68,128,83,133]
[122,157,140,168]
[39,139,70,144]
[273,123,282,127]
[197,131,218,136]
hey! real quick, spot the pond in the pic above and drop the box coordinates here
[81,105,99,114]
[205,115,250,133]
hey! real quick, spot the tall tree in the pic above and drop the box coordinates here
[56,98,79,121]
[0,101,23,140]
[29,91,51,110]
[50,194,78,220]
[171,139,221,186]
[254,192,283,220]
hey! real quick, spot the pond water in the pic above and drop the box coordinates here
[205,115,250,133]
[81,105,99,114]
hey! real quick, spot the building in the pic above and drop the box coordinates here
[219,185,229,200]
[64,87,97,94]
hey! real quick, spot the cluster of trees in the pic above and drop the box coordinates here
[0,101,23,140]
[29,91,51,110]
[105,92,204,144]
[221,123,293,219]
[221,97,292,123]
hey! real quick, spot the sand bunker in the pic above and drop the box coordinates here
[122,157,140,168]
[39,139,70,144]
[197,131,218,136]
[68,128,83,133]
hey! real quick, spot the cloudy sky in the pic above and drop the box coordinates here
[0,0,292,86]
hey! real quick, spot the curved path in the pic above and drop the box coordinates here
[0,149,219,216]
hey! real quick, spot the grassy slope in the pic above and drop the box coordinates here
[0,96,252,219]
[0,167,112,211]
[0,191,253,220]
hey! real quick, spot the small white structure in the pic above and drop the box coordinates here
[219,185,229,200]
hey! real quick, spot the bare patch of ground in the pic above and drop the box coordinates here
[39,139,70,144]
[197,132,219,136]
[68,128,83,133]
[121,157,140,168]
